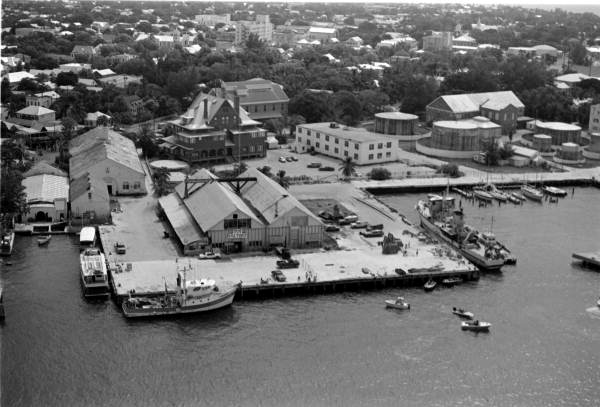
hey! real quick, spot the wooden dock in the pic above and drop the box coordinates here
[572,251,600,269]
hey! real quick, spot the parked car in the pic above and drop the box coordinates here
[278,157,286,163]
[338,218,352,225]
[344,215,358,223]
[307,162,322,168]
[277,258,300,269]
[319,166,335,171]
[366,224,384,231]
[274,246,291,259]
[291,156,298,161]
[350,221,368,229]
[286,156,294,162]
[324,224,341,232]
[198,249,221,259]
[271,269,287,282]
[114,242,126,254]
[360,229,384,238]
[318,210,333,220]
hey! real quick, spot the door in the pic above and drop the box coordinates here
[290,227,300,248]
[107,185,113,195]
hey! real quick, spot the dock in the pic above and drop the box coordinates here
[109,247,478,301]
[572,251,600,269]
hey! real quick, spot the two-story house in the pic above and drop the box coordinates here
[215,78,289,122]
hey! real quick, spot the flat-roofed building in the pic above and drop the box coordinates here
[308,26,337,42]
[423,31,452,52]
[235,15,273,45]
[195,14,231,27]
[295,122,397,165]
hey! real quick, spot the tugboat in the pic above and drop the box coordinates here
[80,247,109,298]
[122,268,240,318]
[416,194,513,272]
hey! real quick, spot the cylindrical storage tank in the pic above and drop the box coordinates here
[534,122,581,146]
[431,121,479,151]
[589,133,600,153]
[532,134,552,152]
[559,142,580,160]
[374,112,419,136]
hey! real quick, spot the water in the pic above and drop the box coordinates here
[2,188,600,406]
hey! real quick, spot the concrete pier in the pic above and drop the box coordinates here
[572,251,600,269]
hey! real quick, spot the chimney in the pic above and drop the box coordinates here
[234,91,241,126]
[203,97,208,121]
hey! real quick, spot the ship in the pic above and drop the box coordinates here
[121,268,240,318]
[416,194,513,272]
[80,247,110,298]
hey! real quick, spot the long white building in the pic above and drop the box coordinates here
[295,122,397,165]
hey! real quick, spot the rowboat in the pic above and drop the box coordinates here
[37,235,51,245]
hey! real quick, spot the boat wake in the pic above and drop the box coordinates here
[585,307,600,318]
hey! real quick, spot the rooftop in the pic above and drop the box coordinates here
[535,121,581,131]
[23,173,69,203]
[299,122,396,143]
[375,112,418,121]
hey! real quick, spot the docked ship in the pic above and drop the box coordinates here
[80,248,110,297]
[122,268,240,318]
[416,194,514,272]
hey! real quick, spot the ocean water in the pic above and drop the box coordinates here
[1,187,600,406]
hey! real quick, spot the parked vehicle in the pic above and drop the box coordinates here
[271,269,287,282]
[319,166,335,171]
[198,249,221,260]
[276,259,300,269]
[324,224,340,232]
[307,162,322,168]
[291,156,298,161]
[286,156,294,162]
[344,215,359,223]
[278,157,286,163]
[360,229,384,238]
[114,241,126,254]
[366,224,383,231]
[350,221,368,229]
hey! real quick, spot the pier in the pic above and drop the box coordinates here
[572,251,600,269]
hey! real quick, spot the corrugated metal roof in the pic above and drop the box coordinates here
[23,174,69,203]
[16,105,54,116]
[23,161,66,178]
[158,193,204,245]
[222,78,289,105]
[174,168,263,232]
[439,91,524,113]
[70,172,109,201]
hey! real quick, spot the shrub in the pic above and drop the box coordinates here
[368,167,391,180]
[437,163,463,178]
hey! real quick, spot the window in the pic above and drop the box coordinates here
[369,144,374,150]
[272,104,275,111]
[123,182,129,190]
[368,154,373,160]
[257,145,262,151]
[224,218,251,229]
[307,130,311,136]
[325,135,329,141]
[306,140,311,146]
[133,181,141,189]
[249,145,255,152]
[355,143,359,150]
[335,138,339,144]
[298,128,302,134]
[386,142,392,148]
[334,147,339,154]
[316,132,320,139]
[378,143,383,149]
[344,150,348,156]
[298,137,302,142]
[106,167,110,173]
[316,142,320,148]
[386,152,391,158]
[353,153,359,160]
[263,105,267,112]
[344,141,349,147]
[325,145,329,151]
[377,153,382,159]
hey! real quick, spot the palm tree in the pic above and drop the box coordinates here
[152,167,171,197]
[338,157,357,179]
[275,170,288,189]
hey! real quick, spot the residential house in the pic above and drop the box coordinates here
[159,91,267,164]
[3,71,35,88]
[215,78,289,122]
[121,95,144,118]
[69,172,111,224]
[84,111,112,128]
[69,126,146,196]
[97,74,142,88]
[25,91,60,108]
[346,36,363,47]
[70,45,96,60]
[14,106,56,126]
[426,91,525,134]
[308,26,337,42]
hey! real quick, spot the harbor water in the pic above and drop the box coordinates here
[2,188,600,406]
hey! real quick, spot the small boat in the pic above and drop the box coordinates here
[361,267,371,275]
[507,194,521,204]
[597,297,600,309]
[385,296,410,310]
[472,188,494,202]
[521,185,543,201]
[481,183,509,202]
[442,277,463,287]
[511,192,526,202]
[461,320,491,332]
[424,279,437,292]
[542,186,567,197]
[37,235,51,245]
[452,307,474,319]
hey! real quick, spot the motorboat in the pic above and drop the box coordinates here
[481,183,509,202]
[461,320,491,332]
[385,297,410,310]
[597,297,600,309]
[442,277,463,287]
[542,186,567,197]
[80,247,109,298]
[511,192,526,201]
[472,188,494,202]
[37,235,51,245]
[507,194,521,204]
[521,185,543,201]
[424,279,437,292]
[452,307,474,319]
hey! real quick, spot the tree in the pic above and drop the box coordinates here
[275,170,288,189]
[152,168,170,197]
[1,78,12,104]
[481,139,501,166]
[368,168,391,180]
[245,33,265,51]
[332,91,362,126]
[570,41,588,66]
[499,143,515,160]
[56,71,78,86]
[233,161,248,176]
[0,166,28,216]
[358,89,390,118]
[138,125,158,158]
[289,91,334,123]
[437,163,462,178]
[258,166,272,177]
[338,157,357,178]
